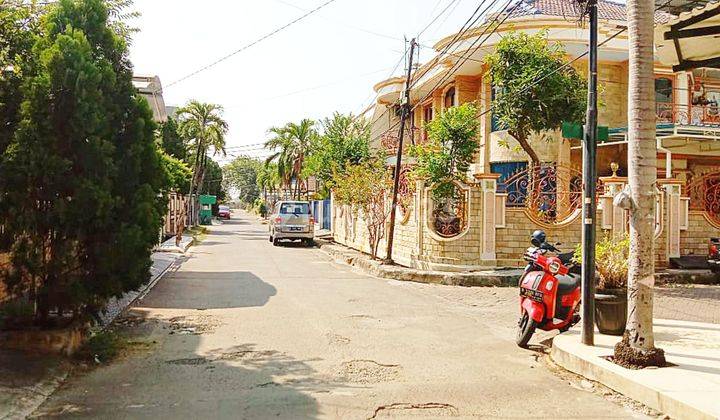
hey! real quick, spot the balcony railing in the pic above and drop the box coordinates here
[380,127,428,155]
[656,103,720,125]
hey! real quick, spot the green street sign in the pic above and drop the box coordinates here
[561,121,608,141]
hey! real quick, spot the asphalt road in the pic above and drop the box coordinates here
[33,211,648,419]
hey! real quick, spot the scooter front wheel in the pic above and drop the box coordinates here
[516,311,538,348]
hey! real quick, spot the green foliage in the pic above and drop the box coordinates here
[80,330,121,362]
[252,197,268,217]
[200,159,226,201]
[574,234,629,290]
[0,0,167,324]
[0,4,37,155]
[264,119,317,199]
[303,113,370,197]
[484,30,586,164]
[158,116,186,161]
[223,156,261,205]
[177,100,228,198]
[159,150,192,192]
[411,103,479,201]
[256,162,279,196]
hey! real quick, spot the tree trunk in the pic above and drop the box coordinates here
[509,130,541,166]
[619,0,664,363]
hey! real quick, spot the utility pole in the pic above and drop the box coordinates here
[581,0,598,346]
[385,38,416,264]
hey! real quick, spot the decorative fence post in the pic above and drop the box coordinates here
[476,174,500,261]
[598,174,628,238]
[659,179,684,259]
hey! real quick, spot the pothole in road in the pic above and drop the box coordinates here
[368,403,459,419]
[212,349,279,361]
[326,333,350,345]
[338,359,401,384]
[165,357,210,366]
[166,315,221,335]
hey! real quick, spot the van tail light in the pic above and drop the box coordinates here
[309,217,315,225]
[274,217,282,223]
[711,244,718,256]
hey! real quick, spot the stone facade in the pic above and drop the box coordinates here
[332,174,720,271]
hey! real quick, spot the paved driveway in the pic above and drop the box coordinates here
[34,211,648,419]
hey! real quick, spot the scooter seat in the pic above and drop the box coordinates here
[556,273,580,294]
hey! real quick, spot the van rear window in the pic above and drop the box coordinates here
[280,203,310,215]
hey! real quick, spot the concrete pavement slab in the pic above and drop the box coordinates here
[552,319,720,420]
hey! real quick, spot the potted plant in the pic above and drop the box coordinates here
[575,235,629,335]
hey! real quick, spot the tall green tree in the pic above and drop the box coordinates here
[159,150,192,193]
[256,162,279,201]
[0,0,166,324]
[200,158,226,201]
[176,101,228,217]
[158,116,186,161]
[412,103,480,201]
[0,3,36,155]
[303,112,370,197]
[223,156,261,205]
[264,119,316,200]
[485,30,586,165]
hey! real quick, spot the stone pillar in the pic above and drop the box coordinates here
[455,75,480,105]
[598,176,628,238]
[475,174,500,262]
[415,180,425,262]
[556,136,572,217]
[660,179,683,259]
[474,79,493,175]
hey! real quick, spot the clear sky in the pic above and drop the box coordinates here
[129,0,485,163]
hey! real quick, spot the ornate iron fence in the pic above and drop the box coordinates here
[686,169,720,227]
[498,163,601,226]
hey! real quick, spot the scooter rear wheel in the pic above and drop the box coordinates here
[516,311,537,348]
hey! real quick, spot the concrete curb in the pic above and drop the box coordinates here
[551,329,718,420]
[656,269,720,285]
[318,241,522,287]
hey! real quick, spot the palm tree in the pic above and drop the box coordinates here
[264,119,316,200]
[617,0,665,366]
[177,101,228,223]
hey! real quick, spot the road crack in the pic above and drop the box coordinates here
[368,402,459,419]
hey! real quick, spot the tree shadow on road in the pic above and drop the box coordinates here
[33,311,338,419]
[136,271,277,310]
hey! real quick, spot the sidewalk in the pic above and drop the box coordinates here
[0,249,184,419]
[552,320,720,420]
[319,241,523,287]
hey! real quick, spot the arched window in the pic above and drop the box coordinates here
[444,87,456,109]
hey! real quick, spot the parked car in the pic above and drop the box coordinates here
[709,238,720,273]
[218,205,231,219]
[269,201,314,246]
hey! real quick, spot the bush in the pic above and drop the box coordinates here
[80,330,122,363]
[574,234,629,289]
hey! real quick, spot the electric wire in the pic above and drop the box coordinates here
[165,0,340,89]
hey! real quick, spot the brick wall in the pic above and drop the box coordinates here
[496,209,589,266]
[681,211,720,256]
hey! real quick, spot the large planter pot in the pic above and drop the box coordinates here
[594,289,627,336]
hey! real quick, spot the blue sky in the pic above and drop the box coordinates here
[129,0,487,162]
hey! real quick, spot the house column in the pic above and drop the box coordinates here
[659,179,683,259]
[474,78,493,175]
[475,174,500,261]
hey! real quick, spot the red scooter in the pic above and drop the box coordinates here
[516,230,581,348]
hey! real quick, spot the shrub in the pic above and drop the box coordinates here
[574,234,629,289]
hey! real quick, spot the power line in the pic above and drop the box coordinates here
[165,0,341,89]
[417,0,462,38]
[271,0,403,42]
